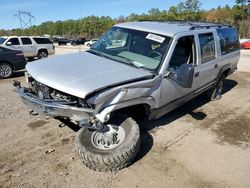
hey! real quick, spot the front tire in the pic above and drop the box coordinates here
[76,114,140,172]
[0,63,13,79]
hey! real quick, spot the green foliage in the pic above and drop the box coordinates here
[0,0,249,38]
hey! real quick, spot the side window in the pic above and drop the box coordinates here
[216,28,239,55]
[198,33,215,63]
[33,38,52,44]
[7,38,20,45]
[21,38,32,45]
[169,35,196,69]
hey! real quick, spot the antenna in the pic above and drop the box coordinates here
[14,10,35,29]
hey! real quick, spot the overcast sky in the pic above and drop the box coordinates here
[0,0,236,30]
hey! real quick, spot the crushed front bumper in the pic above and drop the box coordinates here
[14,84,94,121]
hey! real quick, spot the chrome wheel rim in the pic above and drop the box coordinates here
[91,125,126,150]
[39,52,48,58]
[0,64,12,78]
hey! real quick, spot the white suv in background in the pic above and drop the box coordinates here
[0,36,55,60]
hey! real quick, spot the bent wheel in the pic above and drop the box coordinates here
[76,114,140,171]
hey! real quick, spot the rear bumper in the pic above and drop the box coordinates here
[12,58,27,71]
[16,86,94,121]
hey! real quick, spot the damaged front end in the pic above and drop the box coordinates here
[13,79,105,130]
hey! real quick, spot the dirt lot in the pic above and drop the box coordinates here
[0,48,250,188]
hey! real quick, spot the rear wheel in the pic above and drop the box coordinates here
[205,75,225,101]
[0,63,13,79]
[76,114,140,171]
[37,50,48,59]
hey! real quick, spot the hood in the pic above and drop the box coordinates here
[26,52,153,99]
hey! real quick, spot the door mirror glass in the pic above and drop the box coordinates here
[169,64,194,88]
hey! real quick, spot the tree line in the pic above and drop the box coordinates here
[0,0,249,39]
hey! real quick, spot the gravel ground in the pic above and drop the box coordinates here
[0,48,249,188]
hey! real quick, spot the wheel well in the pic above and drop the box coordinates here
[113,104,150,122]
[223,68,231,78]
[38,49,48,54]
[0,61,13,69]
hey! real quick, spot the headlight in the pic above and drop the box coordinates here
[25,72,33,83]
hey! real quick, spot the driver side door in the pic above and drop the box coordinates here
[157,34,198,118]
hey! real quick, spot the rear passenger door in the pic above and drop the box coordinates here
[193,31,220,90]
[20,37,36,57]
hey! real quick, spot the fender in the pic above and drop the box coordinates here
[95,96,156,123]
[215,63,232,84]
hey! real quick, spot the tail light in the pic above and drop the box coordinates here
[16,52,24,56]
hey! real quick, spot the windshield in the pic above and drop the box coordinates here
[0,37,6,44]
[89,27,171,72]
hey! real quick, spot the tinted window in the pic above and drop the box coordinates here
[33,38,52,44]
[8,38,20,45]
[199,33,215,63]
[21,37,32,45]
[217,28,239,55]
[0,38,6,44]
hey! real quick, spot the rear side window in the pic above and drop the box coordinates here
[216,28,239,55]
[7,38,20,45]
[21,37,32,45]
[198,33,215,63]
[33,38,52,44]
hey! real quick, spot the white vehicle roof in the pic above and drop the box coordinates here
[115,21,230,37]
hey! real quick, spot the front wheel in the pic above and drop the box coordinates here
[76,114,140,171]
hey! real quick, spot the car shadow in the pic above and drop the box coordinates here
[132,78,238,163]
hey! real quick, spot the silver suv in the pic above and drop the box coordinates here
[14,22,240,171]
[0,36,55,60]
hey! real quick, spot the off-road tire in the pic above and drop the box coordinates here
[76,114,140,172]
[37,50,48,59]
[204,74,225,101]
[0,63,13,79]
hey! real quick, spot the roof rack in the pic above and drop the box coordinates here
[136,20,232,30]
[188,23,231,30]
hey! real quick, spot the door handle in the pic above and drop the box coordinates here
[195,72,199,77]
[214,64,218,68]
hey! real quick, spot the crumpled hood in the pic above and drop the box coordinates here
[26,52,153,99]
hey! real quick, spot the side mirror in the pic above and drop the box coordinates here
[6,42,12,46]
[168,64,194,88]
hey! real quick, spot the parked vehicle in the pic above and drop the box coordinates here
[0,46,26,78]
[14,22,240,171]
[85,39,98,47]
[0,36,55,60]
[240,39,250,49]
[57,38,71,46]
[71,38,86,45]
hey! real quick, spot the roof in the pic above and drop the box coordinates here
[115,21,230,37]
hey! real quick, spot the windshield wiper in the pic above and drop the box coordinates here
[87,48,104,58]
[116,55,145,70]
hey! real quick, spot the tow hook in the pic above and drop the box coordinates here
[79,118,106,131]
